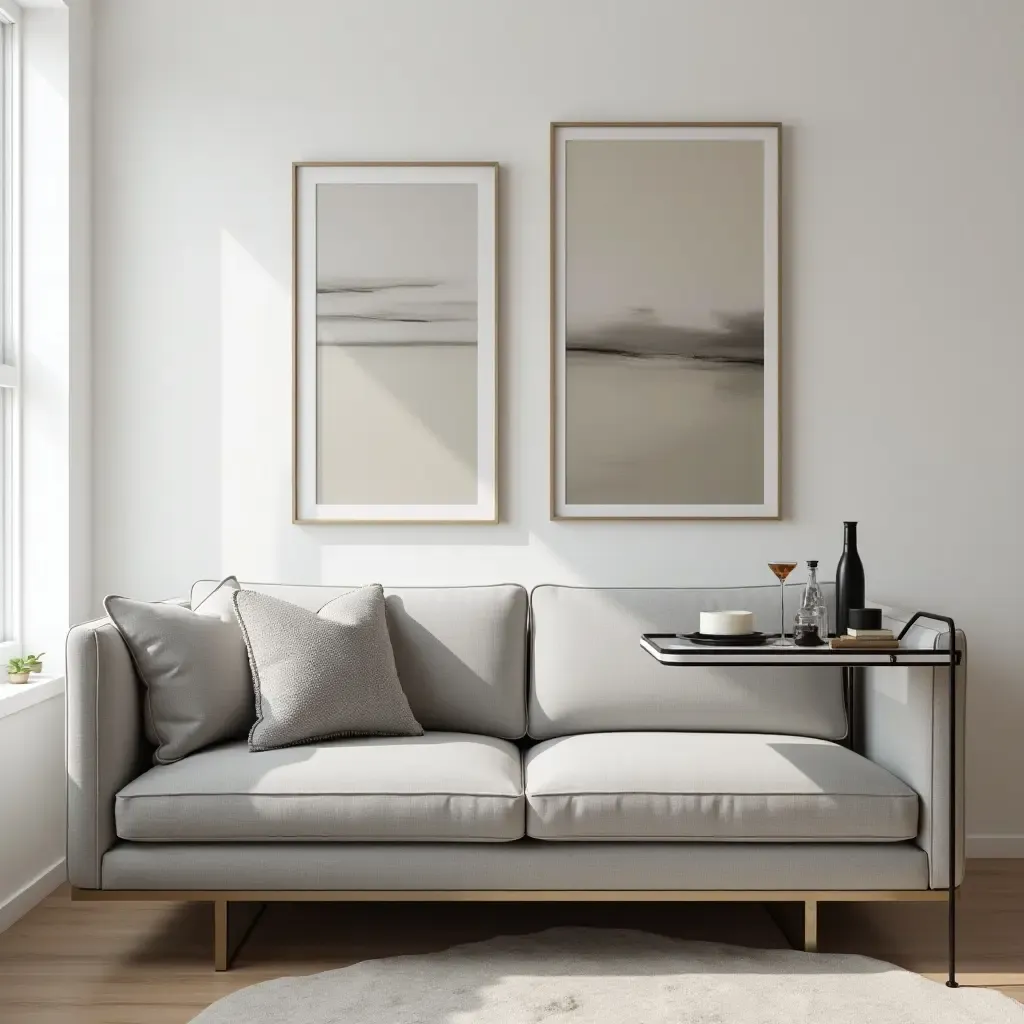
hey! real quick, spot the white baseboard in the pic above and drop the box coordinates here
[0,858,65,934]
[967,834,1024,858]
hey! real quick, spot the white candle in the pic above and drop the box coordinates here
[700,610,755,636]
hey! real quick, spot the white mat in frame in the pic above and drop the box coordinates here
[293,162,498,524]
[551,123,780,520]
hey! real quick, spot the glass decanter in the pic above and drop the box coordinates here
[795,559,829,642]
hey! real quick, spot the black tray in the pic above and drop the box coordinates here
[680,631,770,647]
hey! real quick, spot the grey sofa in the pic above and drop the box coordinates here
[65,582,965,970]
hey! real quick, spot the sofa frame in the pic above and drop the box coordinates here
[71,886,948,972]
[66,588,965,980]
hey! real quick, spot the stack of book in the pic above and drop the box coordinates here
[829,627,898,650]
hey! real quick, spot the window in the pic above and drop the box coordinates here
[0,2,18,655]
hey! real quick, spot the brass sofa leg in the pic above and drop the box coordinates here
[803,899,818,952]
[213,899,266,971]
[214,900,229,971]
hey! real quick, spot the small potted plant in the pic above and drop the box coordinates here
[24,652,44,674]
[7,657,31,684]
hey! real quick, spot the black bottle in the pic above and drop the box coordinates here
[835,521,865,637]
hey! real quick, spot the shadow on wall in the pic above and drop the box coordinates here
[217,226,803,584]
[219,228,530,582]
[217,229,825,604]
[219,230,315,581]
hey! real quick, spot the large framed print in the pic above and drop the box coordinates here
[550,123,780,520]
[293,162,498,524]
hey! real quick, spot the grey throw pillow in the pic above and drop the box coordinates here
[104,577,255,764]
[233,585,423,752]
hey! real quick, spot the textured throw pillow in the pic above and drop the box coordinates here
[233,585,423,752]
[104,577,255,764]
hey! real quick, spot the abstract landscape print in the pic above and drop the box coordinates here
[293,164,497,523]
[551,124,780,519]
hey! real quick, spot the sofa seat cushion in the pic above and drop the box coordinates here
[115,733,524,842]
[524,733,918,842]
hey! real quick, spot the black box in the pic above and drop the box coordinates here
[848,607,883,631]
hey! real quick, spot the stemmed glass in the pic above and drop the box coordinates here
[767,562,798,644]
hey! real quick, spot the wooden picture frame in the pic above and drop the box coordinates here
[550,123,781,520]
[293,162,499,524]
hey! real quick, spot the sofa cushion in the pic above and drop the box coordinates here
[115,733,524,842]
[529,585,847,739]
[524,733,918,842]
[192,582,528,739]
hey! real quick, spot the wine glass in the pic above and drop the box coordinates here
[767,562,798,643]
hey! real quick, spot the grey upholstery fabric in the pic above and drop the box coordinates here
[67,583,961,896]
[525,733,918,842]
[65,615,151,888]
[193,581,528,739]
[103,578,254,764]
[529,585,848,740]
[100,840,929,891]
[863,604,967,888]
[115,733,524,842]
[235,586,422,752]
[384,587,528,738]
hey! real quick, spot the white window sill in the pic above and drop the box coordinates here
[0,674,64,721]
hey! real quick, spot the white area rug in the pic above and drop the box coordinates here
[191,927,1023,1023]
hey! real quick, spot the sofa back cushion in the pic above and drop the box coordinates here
[529,585,847,741]
[192,581,528,739]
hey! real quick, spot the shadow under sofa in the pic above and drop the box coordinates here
[65,581,965,971]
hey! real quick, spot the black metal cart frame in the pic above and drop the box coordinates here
[641,611,961,987]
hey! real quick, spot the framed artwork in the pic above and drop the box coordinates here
[550,123,781,520]
[293,162,498,523]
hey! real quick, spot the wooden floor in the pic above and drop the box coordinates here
[0,861,1022,1023]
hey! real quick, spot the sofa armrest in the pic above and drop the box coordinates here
[861,602,966,889]
[65,615,151,888]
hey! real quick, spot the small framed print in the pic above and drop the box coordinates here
[293,162,498,523]
[551,123,781,520]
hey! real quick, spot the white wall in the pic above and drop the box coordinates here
[90,1,1024,850]
[69,0,93,627]
[22,5,69,660]
[0,692,66,932]
[5,0,91,934]
[21,0,92,649]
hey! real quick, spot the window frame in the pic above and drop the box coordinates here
[0,0,20,660]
